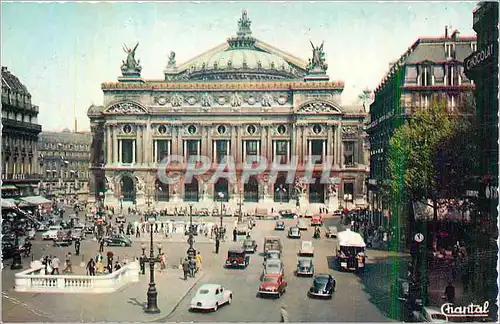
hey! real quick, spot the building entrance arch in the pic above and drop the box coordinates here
[244,176,259,202]
[214,178,229,202]
[121,175,136,202]
[309,178,325,203]
[184,178,199,202]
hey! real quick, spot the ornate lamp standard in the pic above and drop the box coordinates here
[237,188,244,223]
[187,204,195,259]
[144,216,160,314]
[217,192,225,238]
[10,204,23,270]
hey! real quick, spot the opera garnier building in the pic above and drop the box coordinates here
[87,10,368,212]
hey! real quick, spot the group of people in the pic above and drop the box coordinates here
[181,252,202,280]
[86,252,123,276]
[40,252,74,275]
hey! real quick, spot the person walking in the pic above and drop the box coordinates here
[189,258,196,278]
[233,228,237,242]
[63,252,73,274]
[75,239,81,256]
[87,258,96,276]
[195,251,202,273]
[215,238,220,254]
[182,258,189,280]
[99,238,105,253]
[160,253,167,272]
[444,282,456,304]
[51,255,60,275]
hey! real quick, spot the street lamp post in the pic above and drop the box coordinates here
[237,189,243,223]
[218,192,224,239]
[10,205,23,270]
[187,204,195,259]
[144,216,160,314]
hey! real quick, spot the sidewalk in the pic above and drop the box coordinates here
[131,232,216,244]
[2,268,204,322]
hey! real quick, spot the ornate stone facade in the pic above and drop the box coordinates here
[88,11,368,210]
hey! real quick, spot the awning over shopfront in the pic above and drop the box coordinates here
[2,185,18,190]
[16,184,31,188]
[1,198,32,208]
[412,200,471,222]
[20,195,52,205]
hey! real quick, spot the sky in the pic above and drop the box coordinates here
[1,1,477,132]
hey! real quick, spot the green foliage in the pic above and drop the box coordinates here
[387,99,455,214]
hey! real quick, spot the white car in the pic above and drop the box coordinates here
[297,219,308,230]
[419,307,448,323]
[299,241,314,256]
[304,210,313,218]
[190,284,232,312]
[41,226,63,240]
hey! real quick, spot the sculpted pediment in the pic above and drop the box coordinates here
[296,100,342,114]
[104,101,148,114]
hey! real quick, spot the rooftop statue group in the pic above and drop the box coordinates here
[307,41,328,72]
[121,43,142,74]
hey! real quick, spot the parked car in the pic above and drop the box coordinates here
[264,250,281,262]
[279,210,297,219]
[258,274,287,298]
[71,227,85,240]
[288,227,301,239]
[296,258,315,276]
[274,221,285,231]
[297,219,308,230]
[418,307,448,323]
[225,249,250,268]
[241,240,257,253]
[308,274,335,298]
[189,284,232,312]
[299,241,314,256]
[53,232,73,247]
[42,226,63,240]
[236,224,249,235]
[261,259,284,279]
[325,226,338,238]
[103,234,132,247]
[116,215,126,225]
[311,215,323,226]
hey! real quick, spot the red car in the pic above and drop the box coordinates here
[311,215,323,226]
[258,274,287,298]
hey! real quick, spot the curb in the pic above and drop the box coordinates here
[149,272,205,322]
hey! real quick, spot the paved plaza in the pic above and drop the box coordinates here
[2,212,413,322]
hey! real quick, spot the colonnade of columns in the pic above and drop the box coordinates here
[103,123,349,167]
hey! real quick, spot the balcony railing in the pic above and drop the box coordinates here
[2,118,42,133]
[2,173,43,180]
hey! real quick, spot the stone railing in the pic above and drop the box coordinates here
[15,261,139,293]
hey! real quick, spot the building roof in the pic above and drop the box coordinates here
[39,131,92,144]
[375,28,476,93]
[164,10,307,81]
[1,66,30,95]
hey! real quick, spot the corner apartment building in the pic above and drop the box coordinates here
[366,28,476,223]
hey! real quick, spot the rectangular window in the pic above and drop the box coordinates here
[274,140,289,164]
[246,140,258,156]
[185,140,198,161]
[344,142,355,166]
[421,65,432,86]
[310,140,323,164]
[156,140,170,162]
[445,43,454,59]
[471,42,477,52]
[121,139,134,164]
[214,140,229,163]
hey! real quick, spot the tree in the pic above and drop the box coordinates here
[387,99,453,220]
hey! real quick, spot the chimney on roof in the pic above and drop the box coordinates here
[451,29,460,40]
[1,66,7,73]
[445,26,449,39]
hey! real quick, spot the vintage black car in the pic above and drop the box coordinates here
[225,249,250,268]
[242,239,258,253]
[308,274,335,298]
[103,234,132,247]
[296,258,315,276]
[274,221,285,231]
[279,210,297,219]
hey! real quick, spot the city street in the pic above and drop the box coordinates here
[2,215,409,322]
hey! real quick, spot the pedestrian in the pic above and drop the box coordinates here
[189,258,196,278]
[195,251,202,272]
[215,238,220,254]
[75,239,81,256]
[87,258,96,276]
[444,282,455,304]
[51,255,60,275]
[63,252,73,274]
[160,253,167,271]
[115,261,121,271]
[99,238,105,252]
[182,258,189,280]
[96,258,104,274]
[233,228,237,242]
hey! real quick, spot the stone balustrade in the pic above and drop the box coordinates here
[15,260,140,293]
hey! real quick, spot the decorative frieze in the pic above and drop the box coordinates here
[104,102,148,114]
[297,101,341,113]
[342,126,359,138]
